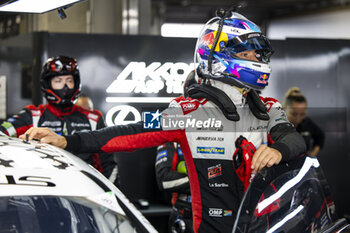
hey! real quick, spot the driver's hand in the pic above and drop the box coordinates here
[19,127,67,149]
[251,145,282,174]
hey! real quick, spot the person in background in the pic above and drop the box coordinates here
[155,142,193,233]
[74,92,119,184]
[20,10,306,233]
[0,56,118,184]
[75,93,94,111]
[283,87,325,156]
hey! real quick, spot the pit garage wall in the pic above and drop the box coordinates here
[44,32,196,210]
[265,38,350,218]
[1,33,350,218]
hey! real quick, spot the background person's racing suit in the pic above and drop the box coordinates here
[61,86,306,233]
[0,103,118,182]
[155,142,193,233]
[296,116,325,154]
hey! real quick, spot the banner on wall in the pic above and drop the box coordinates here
[104,61,196,126]
[47,34,196,126]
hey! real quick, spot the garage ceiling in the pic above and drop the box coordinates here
[153,0,350,25]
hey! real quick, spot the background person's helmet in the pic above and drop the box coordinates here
[195,10,274,90]
[40,56,81,105]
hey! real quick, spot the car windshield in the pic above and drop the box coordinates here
[0,195,136,233]
[232,156,338,233]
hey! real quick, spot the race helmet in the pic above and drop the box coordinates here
[40,56,81,105]
[195,10,274,90]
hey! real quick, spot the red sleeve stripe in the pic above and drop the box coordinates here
[267,133,275,146]
[100,130,184,153]
[177,137,202,232]
[15,125,32,138]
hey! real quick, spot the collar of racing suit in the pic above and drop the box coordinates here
[46,102,76,118]
[212,81,246,106]
[212,81,270,120]
[188,79,269,121]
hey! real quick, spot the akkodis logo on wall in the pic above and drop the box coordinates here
[105,62,195,126]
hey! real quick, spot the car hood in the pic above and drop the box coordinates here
[0,135,124,214]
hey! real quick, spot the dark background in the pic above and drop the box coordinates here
[0,32,349,225]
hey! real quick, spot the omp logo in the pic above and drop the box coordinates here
[182,102,196,110]
[209,208,223,217]
[106,62,195,96]
[87,113,98,120]
[30,110,41,116]
[197,147,225,154]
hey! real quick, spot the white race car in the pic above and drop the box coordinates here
[0,133,157,233]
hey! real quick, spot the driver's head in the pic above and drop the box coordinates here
[195,10,274,90]
[40,56,81,106]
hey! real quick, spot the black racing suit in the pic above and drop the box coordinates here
[296,116,325,153]
[155,142,193,233]
[0,103,118,182]
[62,94,306,233]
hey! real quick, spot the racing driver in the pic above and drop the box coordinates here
[21,10,306,233]
[1,56,118,184]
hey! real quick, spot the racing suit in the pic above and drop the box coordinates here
[62,85,306,233]
[296,116,325,154]
[155,142,193,233]
[0,103,118,181]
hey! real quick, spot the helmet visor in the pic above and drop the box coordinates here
[226,33,274,62]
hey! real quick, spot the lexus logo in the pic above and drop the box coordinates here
[106,105,141,126]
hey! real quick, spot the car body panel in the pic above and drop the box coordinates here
[0,134,157,233]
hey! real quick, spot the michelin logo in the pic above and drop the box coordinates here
[197,147,225,155]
